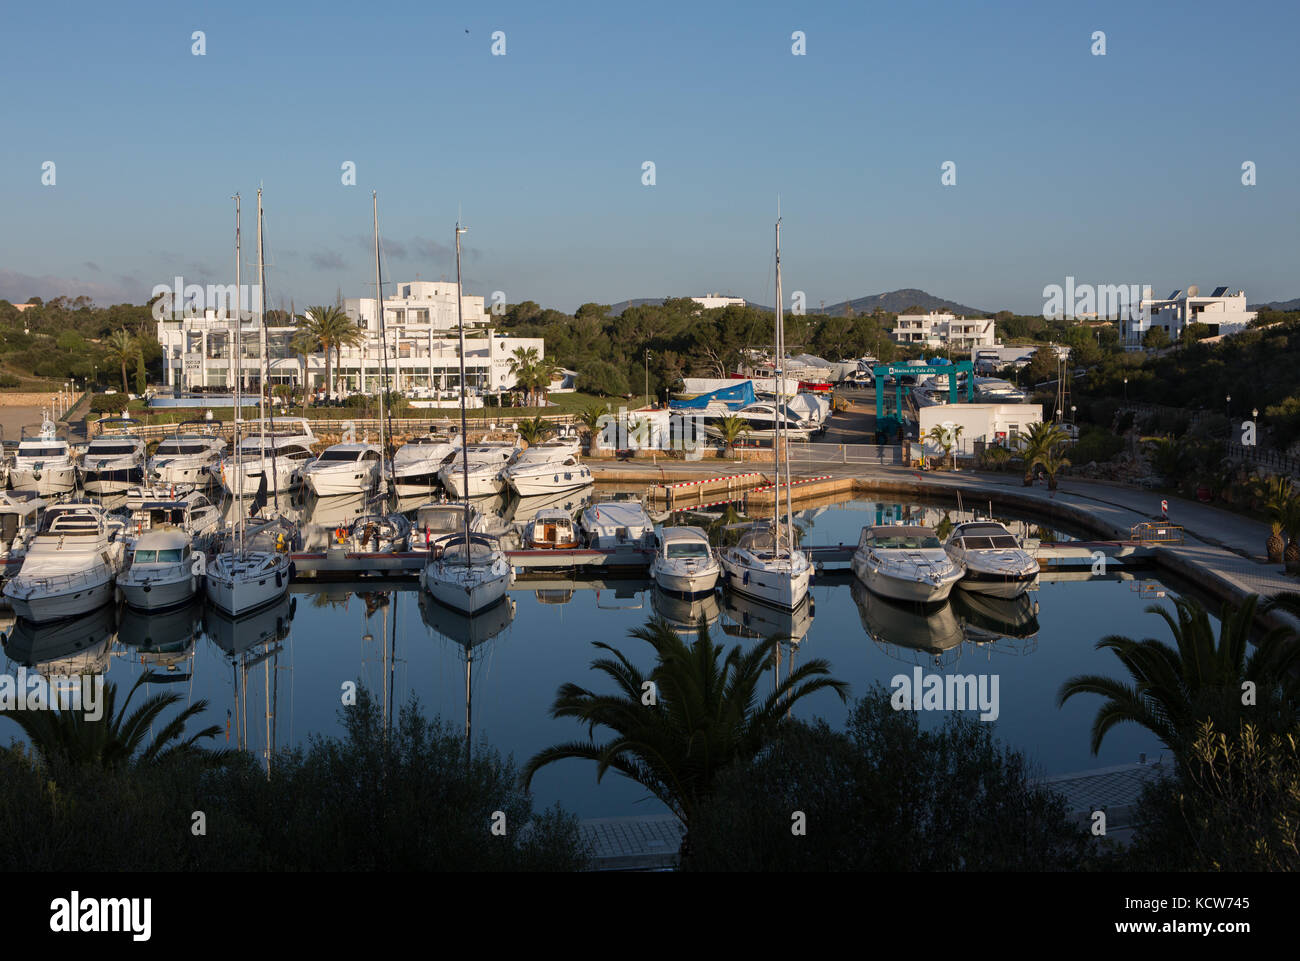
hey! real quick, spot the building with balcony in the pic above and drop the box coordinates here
[345,280,490,333]
[892,311,997,349]
[1125,285,1256,347]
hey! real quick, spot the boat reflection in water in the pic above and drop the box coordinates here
[117,597,203,675]
[951,590,1041,653]
[2,603,116,675]
[851,580,964,668]
[202,593,296,657]
[720,589,814,646]
[534,588,575,606]
[651,586,721,639]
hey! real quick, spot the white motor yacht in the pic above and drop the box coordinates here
[117,527,200,611]
[2,503,126,622]
[580,501,655,549]
[504,454,593,497]
[0,491,47,567]
[719,523,812,610]
[391,433,461,496]
[119,486,222,548]
[521,508,582,549]
[944,520,1040,598]
[651,526,721,598]
[420,531,514,615]
[437,444,517,498]
[851,525,963,604]
[147,422,226,487]
[81,421,147,495]
[10,415,77,496]
[516,436,581,463]
[300,442,382,497]
[218,419,317,496]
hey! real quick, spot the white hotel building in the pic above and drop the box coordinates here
[156,280,544,395]
[892,311,998,350]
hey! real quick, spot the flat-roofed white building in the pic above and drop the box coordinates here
[1126,285,1256,347]
[345,280,489,333]
[918,403,1043,456]
[893,311,997,349]
[691,293,746,310]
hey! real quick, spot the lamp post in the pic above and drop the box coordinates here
[1070,404,1076,426]
[1226,394,1231,420]
[644,349,651,410]
[1123,377,1127,404]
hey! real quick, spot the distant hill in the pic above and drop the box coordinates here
[608,288,983,316]
[1251,298,1300,311]
[822,288,987,316]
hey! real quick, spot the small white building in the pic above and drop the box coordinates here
[691,294,746,310]
[1127,286,1256,346]
[893,312,998,349]
[345,280,489,333]
[918,404,1043,457]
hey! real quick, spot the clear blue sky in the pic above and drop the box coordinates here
[2,0,1297,314]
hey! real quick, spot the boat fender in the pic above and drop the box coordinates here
[275,570,283,588]
[743,571,749,585]
[143,584,151,593]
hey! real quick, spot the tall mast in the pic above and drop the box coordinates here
[455,221,470,565]
[257,188,276,510]
[233,193,245,556]
[781,218,796,558]
[773,215,783,557]
[373,192,390,508]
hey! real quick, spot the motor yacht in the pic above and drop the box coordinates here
[0,491,47,566]
[218,418,317,496]
[391,433,461,496]
[147,422,226,487]
[80,420,147,495]
[2,502,127,622]
[944,520,1040,598]
[407,502,483,554]
[651,526,720,598]
[10,415,77,496]
[117,527,201,611]
[702,402,814,441]
[580,500,654,549]
[851,525,963,604]
[441,459,508,498]
[504,454,593,497]
[120,485,222,548]
[300,442,383,497]
[515,435,582,462]
[522,508,581,549]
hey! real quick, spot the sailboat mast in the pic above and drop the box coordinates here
[372,192,389,505]
[257,188,276,510]
[773,216,783,556]
[233,193,245,556]
[455,222,470,564]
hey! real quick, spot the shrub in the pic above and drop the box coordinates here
[1072,427,1124,464]
[0,374,20,388]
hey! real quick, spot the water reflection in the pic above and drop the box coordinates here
[651,586,721,638]
[118,597,202,675]
[951,591,1041,645]
[4,604,116,674]
[851,580,964,667]
[720,591,814,645]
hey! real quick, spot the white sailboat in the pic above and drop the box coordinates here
[420,218,513,615]
[719,212,811,610]
[205,191,292,617]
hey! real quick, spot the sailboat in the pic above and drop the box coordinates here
[205,192,293,617]
[719,213,812,610]
[419,219,514,615]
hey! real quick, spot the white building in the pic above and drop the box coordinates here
[1127,286,1256,346]
[918,403,1043,456]
[893,312,998,349]
[156,297,544,397]
[345,280,489,333]
[691,294,746,310]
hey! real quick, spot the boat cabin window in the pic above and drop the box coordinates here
[89,443,137,455]
[666,542,710,559]
[868,533,941,549]
[133,548,185,563]
[0,514,18,544]
[156,442,210,455]
[362,450,380,461]
[318,449,363,461]
[20,446,66,458]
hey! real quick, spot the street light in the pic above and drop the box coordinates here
[1226,394,1231,420]
[1123,377,1128,403]
[644,349,650,410]
[1070,404,1077,426]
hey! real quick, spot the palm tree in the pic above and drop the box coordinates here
[522,618,849,833]
[716,415,750,458]
[1263,476,1293,563]
[290,328,319,418]
[1033,445,1071,490]
[507,347,541,405]
[303,305,362,399]
[576,402,608,455]
[925,426,952,470]
[531,357,561,407]
[1284,497,1300,574]
[1058,595,1300,760]
[516,416,552,447]
[2,672,227,770]
[1018,421,1068,486]
[103,329,137,394]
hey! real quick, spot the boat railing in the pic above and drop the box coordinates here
[14,563,112,593]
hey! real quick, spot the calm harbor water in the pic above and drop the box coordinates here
[1,491,1196,819]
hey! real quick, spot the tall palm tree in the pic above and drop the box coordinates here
[717,414,750,458]
[522,618,849,832]
[290,328,319,418]
[103,329,137,394]
[1058,594,1300,760]
[1018,421,1068,486]
[2,672,227,770]
[303,305,361,399]
[507,347,541,405]
[516,416,553,447]
[577,402,608,454]
[531,357,561,407]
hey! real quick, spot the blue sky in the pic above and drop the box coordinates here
[2,0,1297,314]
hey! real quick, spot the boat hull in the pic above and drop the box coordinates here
[10,466,77,496]
[118,571,198,611]
[652,563,721,599]
[4,575,115,623]
[420,562,513,615]
[151,462,216,487]
[204,552,291,616]
[719,551,811,610]
[304,467,378,497]
[852,554,961,604]
[82,465,146,495]
[507,475,593,497]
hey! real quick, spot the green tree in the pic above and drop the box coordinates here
[290,328,319,417]
[716,414,750,457]
[303,305,361,398]
[1058,595,1300,760]
[522,617,849,837]
[1017,420,1069,486]
[1143,326,1171,350]
[576,402,608,454]
[516,415,552,446]
[103,329,137,394]
[580,359,629,397]
[1032,443,1071,490]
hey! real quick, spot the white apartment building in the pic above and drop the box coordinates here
[345,280,490,333]
[893,311,998,349]
[156,302,544,396]
[1126,285,1256,346]
[691,294,746,310]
